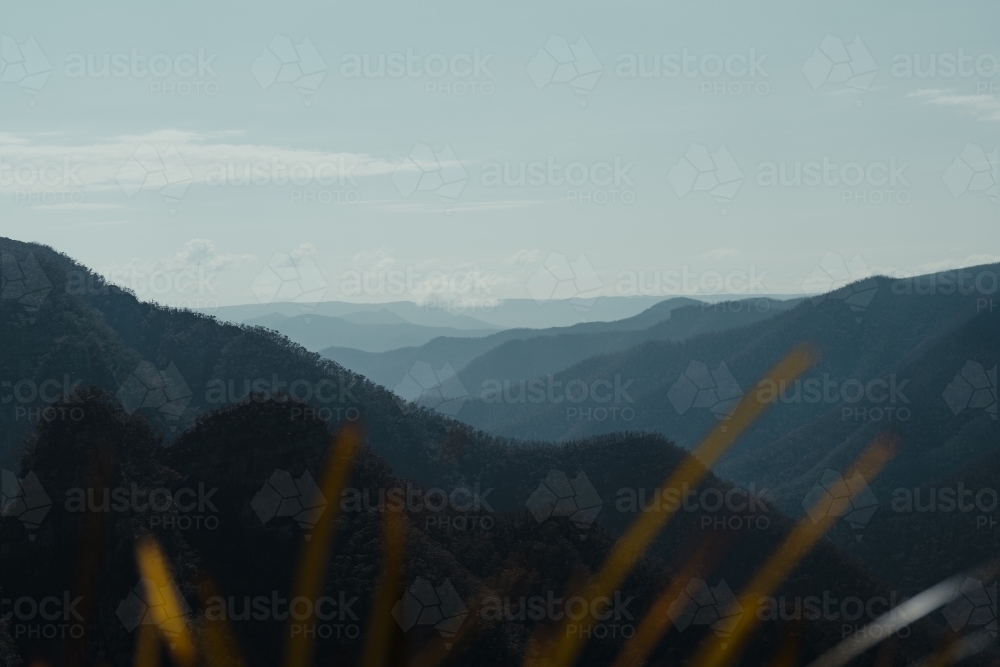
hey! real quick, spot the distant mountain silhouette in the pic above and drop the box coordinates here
[322,296,794,390]
[0,237,994,666]
[246,312,499,352]
[455,267,999,555]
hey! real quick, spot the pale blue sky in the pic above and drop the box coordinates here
[2,0,997,309]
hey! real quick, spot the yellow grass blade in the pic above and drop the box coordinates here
[360,507,407,667]
[283,423,363,667]
[531,345,815,667]
[135,537,197,667]
[688,435,896,667]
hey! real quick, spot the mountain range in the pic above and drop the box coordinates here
[0,237,996,667]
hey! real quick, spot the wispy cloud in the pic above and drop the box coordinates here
[35,202,121,210]
[368,199,542,214]
[99,239,255,291]
[908,89,1000,121]
[0,129,403,196]
[702,247,741,260]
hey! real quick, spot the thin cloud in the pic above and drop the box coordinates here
[34,203,121,210]
[908,89,1000,121]
[702,247,741,260]
[0,130,402,196]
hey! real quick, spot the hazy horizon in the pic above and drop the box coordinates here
[3,0,998,310]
